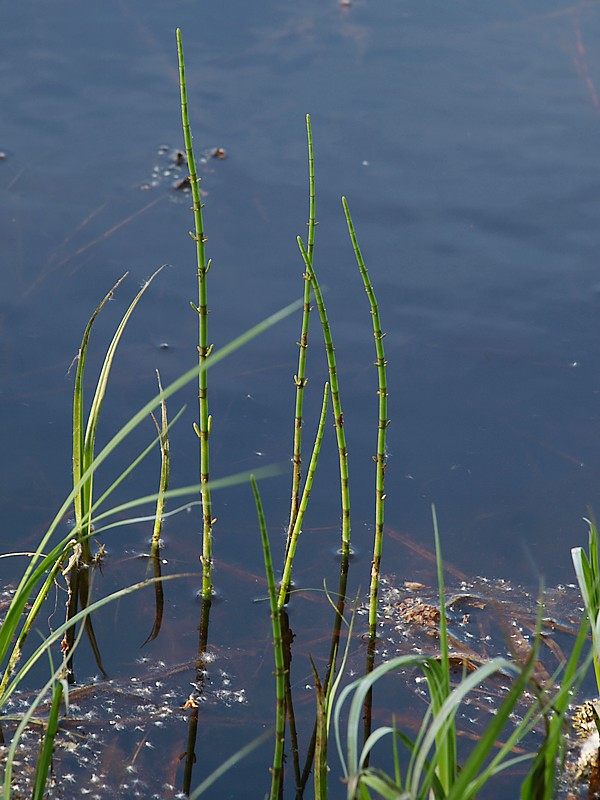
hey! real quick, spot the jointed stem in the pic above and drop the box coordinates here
[297,237,351,554]
[279,382,329,609]
[177,29,214,599]
[342,196,389,639]
[287,114,316,553]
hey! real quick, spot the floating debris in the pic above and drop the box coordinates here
[141,145,227,192]
[2,652,247,798]
[208,147,227,159]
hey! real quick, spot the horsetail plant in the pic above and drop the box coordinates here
[297,118,351,555]
[297,236,351,554]
[251,476,286,800]
[278,382,329,609]
[286,113,317,553]
[342,196,389,641]
[144,370,170,644]
[177,28,215,600]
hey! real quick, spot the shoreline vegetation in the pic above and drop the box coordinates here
[1,29,599,800]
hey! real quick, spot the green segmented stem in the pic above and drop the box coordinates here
[150,370,170,553]
[297,236,351,553]
[145,370,170,644]
[251,477,285,800]
[279,382,329,609]
[286,114,316,551]
[177,29,214,599]
[342,197,389,638]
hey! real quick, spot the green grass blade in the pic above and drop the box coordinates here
[31,677,66,800]
[334,655,428,781]
[410,656,519,797]
[72,273,128,549]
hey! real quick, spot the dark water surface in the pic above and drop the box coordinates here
[2,0,600,796]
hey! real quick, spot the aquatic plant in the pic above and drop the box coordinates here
[286,113,316,550]
[1,27,597,800]
[297,229,351,556]
[177,28,215,603]
[343,195,389,642]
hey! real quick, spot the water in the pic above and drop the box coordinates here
[2,0,600,795]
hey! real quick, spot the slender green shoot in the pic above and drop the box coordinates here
[177,28,215,600]
[251,477,285,800]
[342,196,389,640]
[287,113,317,551]
[279,382,329,609]
[297,236,351,553]
[149,369,170,554]
[144,370,170,644]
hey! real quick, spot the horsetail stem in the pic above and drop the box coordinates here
[144,370,169,645]
[342,197,389,639]
[297,236,351,553]
[279,382,329,609]
[286,114,316,553]
[177,29,214,599]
